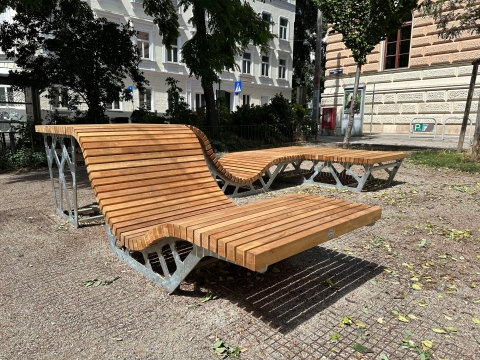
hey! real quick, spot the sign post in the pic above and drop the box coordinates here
[234,81,242,109]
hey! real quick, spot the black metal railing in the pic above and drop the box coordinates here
[199,123,314,150]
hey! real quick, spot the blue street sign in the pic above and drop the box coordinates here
[127,86,134,93]
[329,68,343,75]
[234,81,242,95]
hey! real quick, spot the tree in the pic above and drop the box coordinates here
[315,0,417,148]
[143,0,273,127]
[0,0,148,123]
[422,0,480,161]
[292,0,318,106]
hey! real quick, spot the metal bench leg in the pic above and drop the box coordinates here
[105,226,267,293]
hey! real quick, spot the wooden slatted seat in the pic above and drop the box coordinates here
[190,126,406,195]
[36,124,381,293]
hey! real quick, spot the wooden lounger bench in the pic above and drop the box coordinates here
[190,126,406,196]
[36,124,381,293]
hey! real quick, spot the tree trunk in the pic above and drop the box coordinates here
[202,80,218,127]
[343,64,361,149]
[472,96,480,161]
[458,61,478,153]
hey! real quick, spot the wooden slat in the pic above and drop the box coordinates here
[36,124,384,274]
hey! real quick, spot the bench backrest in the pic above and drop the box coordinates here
[36,124,236,244]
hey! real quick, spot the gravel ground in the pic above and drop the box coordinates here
[1,155,479,359]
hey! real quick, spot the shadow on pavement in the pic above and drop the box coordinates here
[185,247,383,334]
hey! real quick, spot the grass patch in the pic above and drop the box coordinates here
[408,149,480,173]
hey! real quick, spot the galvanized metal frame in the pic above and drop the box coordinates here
[204,149,404,196]
[43,134,103,228]
[105,225,267,294]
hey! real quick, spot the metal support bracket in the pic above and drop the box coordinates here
[43,134,103,227]
[105,225,267,293]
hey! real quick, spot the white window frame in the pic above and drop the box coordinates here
[166,37,181,63]
[106,99,122,111]
[242,94,250,106]
[279,17,288,40]
[261,95,270,105]
[52,86,69,108]
[261,54,270,77]
[0,85,14,104]
[278,58,287,79]
[139,87,153,111]
[242,52,252,75]
[262,11,273,32]
[133,24,154,61]
[195,93,206,109]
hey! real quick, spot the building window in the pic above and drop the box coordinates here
[278,59,286,79]
[243,94,250,105]
[262,12,272,32]
[195,93,206,109]
[137,31,150,60]
[384,13,412,70]
[242,52,251,74]
[0,86,14,103]
[279,18,288,40]
[167,41,179,63]
[52,87,69,108]
[139,88,152,110]
[106,100,121,110]
[261,55,270,77]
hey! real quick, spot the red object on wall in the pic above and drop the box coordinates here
[321,108,336,130]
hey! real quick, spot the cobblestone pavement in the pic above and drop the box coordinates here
[1,154,479,359]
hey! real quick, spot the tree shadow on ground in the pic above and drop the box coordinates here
[4,165,93,191]
[183,247,383,334]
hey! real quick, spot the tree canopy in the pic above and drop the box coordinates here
[315,0,417,148]
[0,0,147,123]
[292,0,324,106]
[421,0,480,39]
[143,0,273,127]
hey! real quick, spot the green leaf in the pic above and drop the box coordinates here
[445,326,457,332]
[407,314,418,320]
[379,354,389,360]
[352,343,368,353]
[432,328,447,334]
[474,299,480,304]
[340,316,353,328]
[271,267,280,273]
[412,283,423,290]
[472,318,480,324]
[213,339,223,349]
[418,301,428,307]
[331,333,340,341]
[398,315,409,323]
[421,340,434,349]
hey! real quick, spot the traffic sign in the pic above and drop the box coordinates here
[127,86,133,93]
[234,81,242,95]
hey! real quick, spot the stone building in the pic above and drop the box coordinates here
[0,1,296,121]
[322,8,480,137]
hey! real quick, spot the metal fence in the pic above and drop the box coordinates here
[199,123,314,147]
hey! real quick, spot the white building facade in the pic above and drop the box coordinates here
[0,1,296,120]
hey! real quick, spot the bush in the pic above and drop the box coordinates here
[0,148,47,172]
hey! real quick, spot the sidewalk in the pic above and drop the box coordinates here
[315,132,473,150]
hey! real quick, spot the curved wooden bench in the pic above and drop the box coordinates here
[36,124,381,293]
[190,126,406,195]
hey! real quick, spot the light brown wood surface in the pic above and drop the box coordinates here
[36,124,382,271]
[189,126,406,185]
